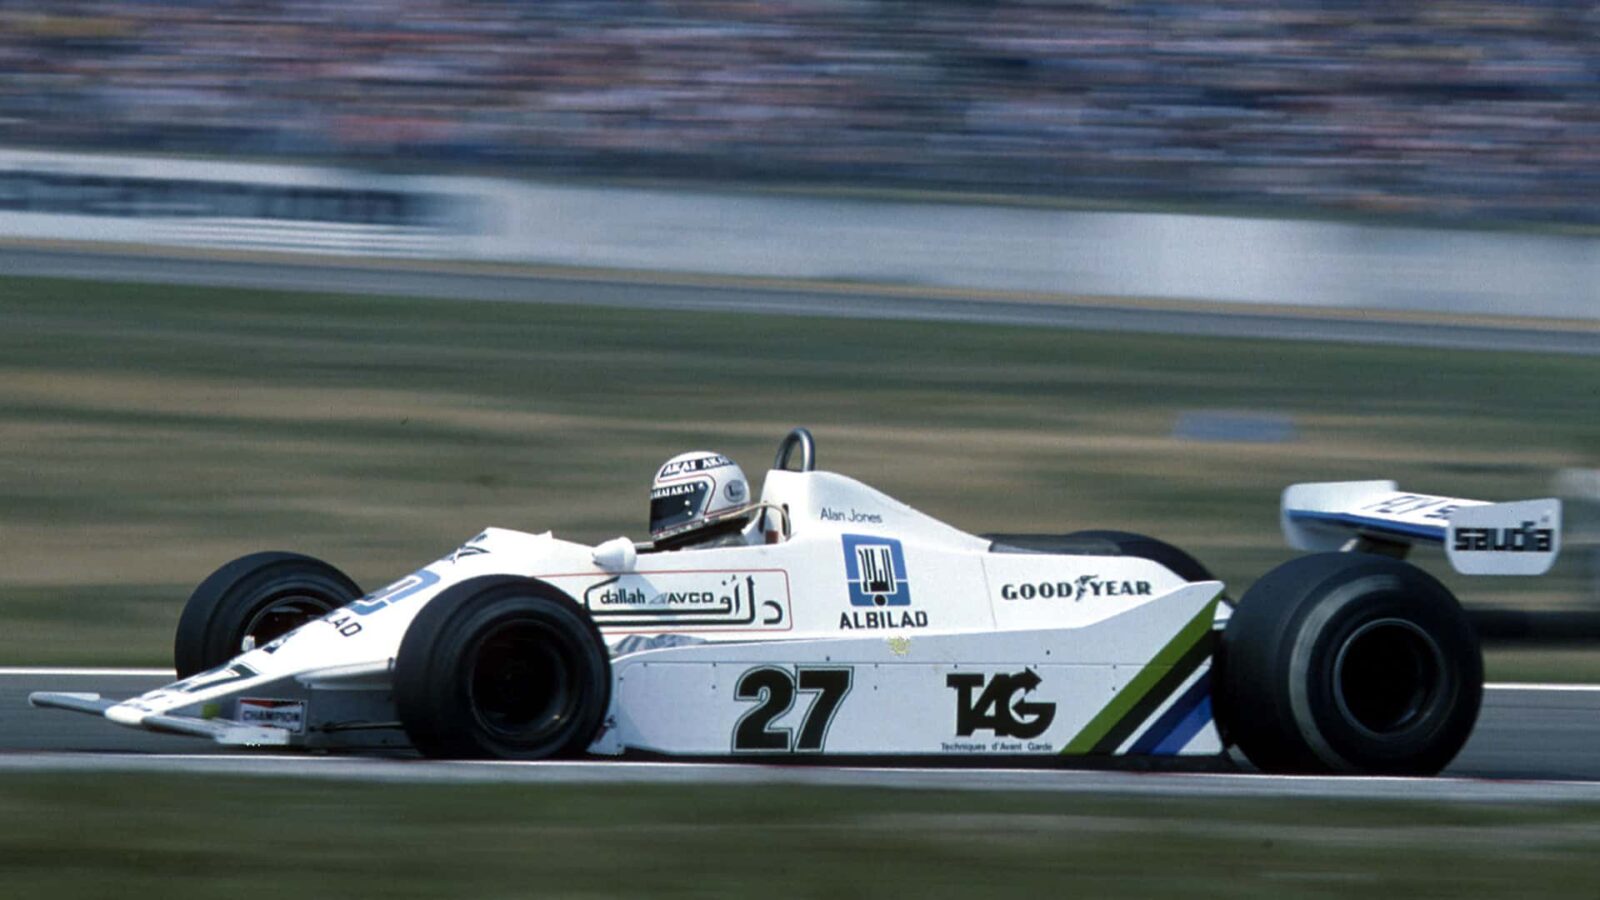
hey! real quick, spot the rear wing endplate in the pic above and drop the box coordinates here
[1282,480,1561,576]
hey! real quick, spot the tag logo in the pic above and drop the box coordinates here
[946,669,1056,739]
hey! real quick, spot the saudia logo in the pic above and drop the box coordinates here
[999,575,1153,601]
[1454,521,1554,553]
[839,534,928,630]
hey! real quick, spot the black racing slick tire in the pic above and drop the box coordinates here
[393,576,611,760]
[1058,530,1216,583]
[985,529,1215,583]
[174,552,363,679]
[1219,552,1482,775]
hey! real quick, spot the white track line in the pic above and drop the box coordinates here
[1484,682,1600,692]
[1,754,1597,800]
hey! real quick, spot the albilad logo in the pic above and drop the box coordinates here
[842,534,911,607]
[839,534,928,630]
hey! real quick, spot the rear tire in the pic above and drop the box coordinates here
[394,576,611,760]
[1219,552,1482,775]
[1058,530,1215,582]
[984,529,1215,582]
[174,552,362,679]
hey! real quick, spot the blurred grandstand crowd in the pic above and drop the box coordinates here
[1,0,1594,225]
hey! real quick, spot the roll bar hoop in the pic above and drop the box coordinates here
[773,427,816,472]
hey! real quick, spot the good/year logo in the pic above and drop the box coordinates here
[999,575,1152,601]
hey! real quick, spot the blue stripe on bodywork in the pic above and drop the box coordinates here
[1152,694,1213,756]
[1285,510,1446,543]
[1129,673,1212,756]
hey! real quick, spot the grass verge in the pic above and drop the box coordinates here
[1,775,1599,899]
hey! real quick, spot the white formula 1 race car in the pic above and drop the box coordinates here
[33,429,1562,775]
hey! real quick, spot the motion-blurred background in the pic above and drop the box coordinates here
[0,1,1596,673]
[4,0,1597,224]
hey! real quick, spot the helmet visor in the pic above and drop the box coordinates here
[649,481,711,536]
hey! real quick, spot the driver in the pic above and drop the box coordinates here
[648,451,761,550]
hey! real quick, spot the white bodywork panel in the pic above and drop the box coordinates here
[602,583,1221,757]
[38,468,1227,758]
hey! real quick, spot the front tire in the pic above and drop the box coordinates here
[175,552,362,679]
[393,576,611,760]
[1219,552,1482,775]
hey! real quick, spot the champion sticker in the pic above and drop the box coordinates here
[236,698,307,733]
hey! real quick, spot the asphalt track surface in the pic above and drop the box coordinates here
[3,670,1598,802]
[4,246,1597,355]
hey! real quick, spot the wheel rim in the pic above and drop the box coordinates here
[241,593,339,652]
[465,619,579,745]
[1332,617,1446,737]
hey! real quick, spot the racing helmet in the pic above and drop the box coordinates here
[649,451,753,542]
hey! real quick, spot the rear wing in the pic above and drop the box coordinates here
[1282,480,1561,576]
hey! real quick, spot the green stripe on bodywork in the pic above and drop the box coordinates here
[1086,633,1214,754]
[1062,600,1219,755]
